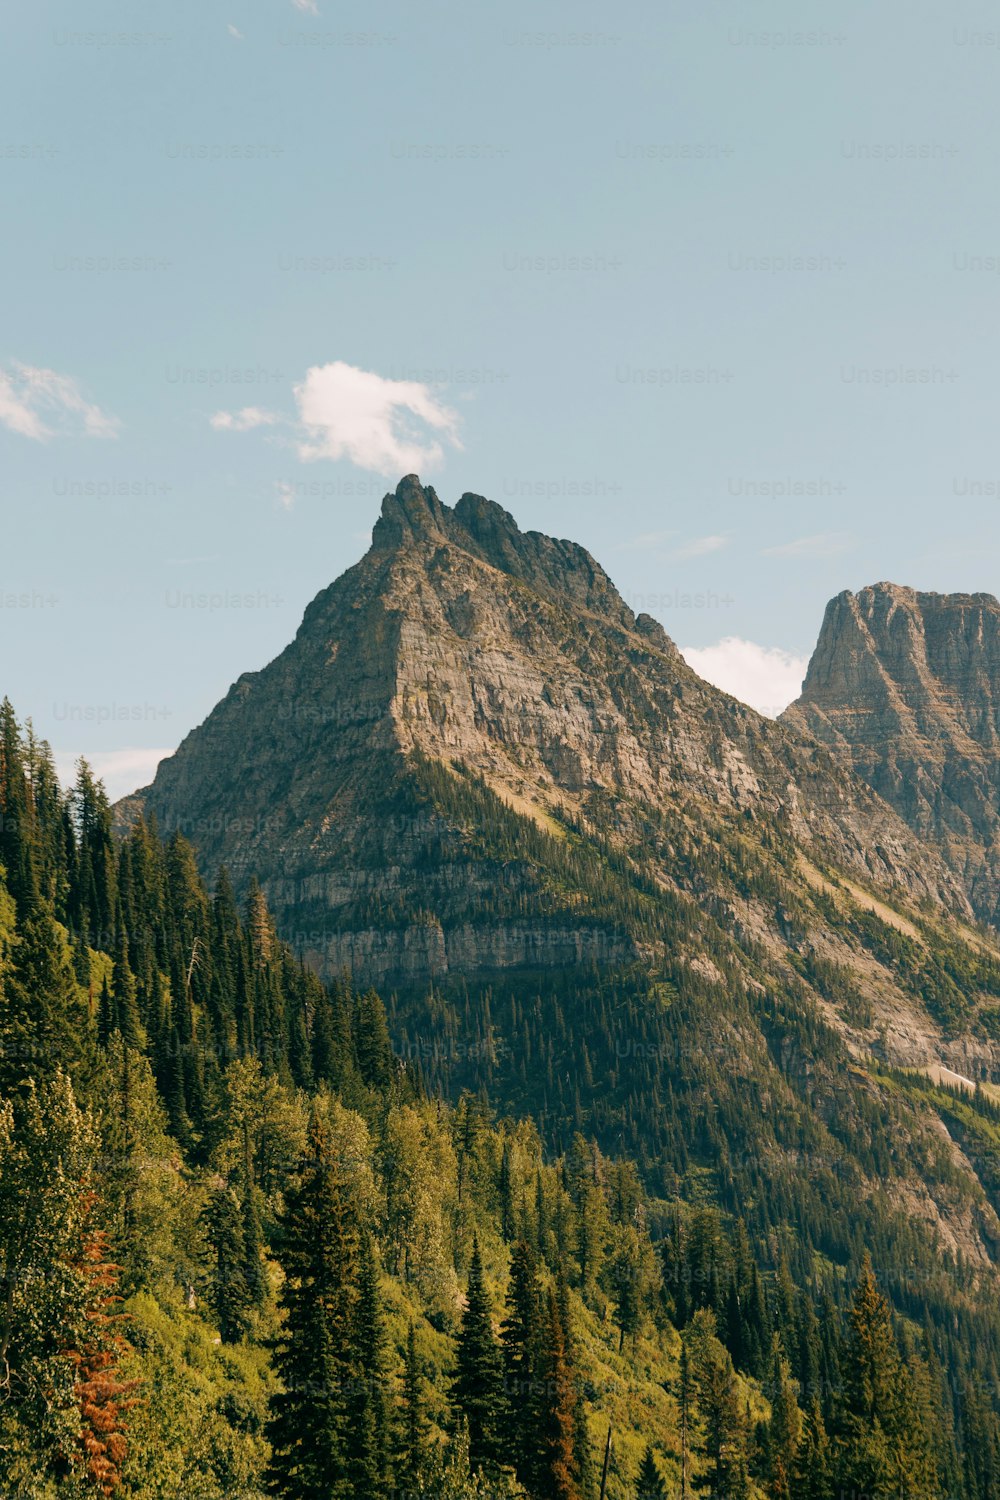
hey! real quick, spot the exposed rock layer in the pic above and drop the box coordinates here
[126,479,969,985]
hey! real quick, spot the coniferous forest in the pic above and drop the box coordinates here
[1,698,998,1499]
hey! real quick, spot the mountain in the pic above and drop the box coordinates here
[0,702,796,1500]
[783,582,1000,928]
[0,700,976,1498]
[127,476,968,991]
[17,485,1000,1493]
[121,477,1000,1272]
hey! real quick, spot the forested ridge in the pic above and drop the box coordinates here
[0,699,998,1499]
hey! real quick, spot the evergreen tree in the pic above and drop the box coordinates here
[537,1287,579,1500]
[498,1140,515,1242]
[796,1292,822,1407]
[576,1183,609,1298]
[0,700,997,1499]
[834,1253,930,1500]
[0,1072,116,1488]
[0,699,38,913]
[678,1335,693,1500]
[95,1036,177,1295]
[500,1238,543,1484]
[202,1186,255,1343]
[265,1115,359,1500]
[69,758,116,940]
[241,1186,268,1316]
[238,1117,268,1315]
[396,1320,432,1491]
[162,1025,193,1148]
[687,1309,749,1500]
[765,1333,802,1500]
[1,909,90,1094]
[452,1237,503,1472]
[97,975,115,1047]
[794,1399,832,1500]
[608,1226,644,1352]
[635,1444,667,1500]
[312,976,356,1092]
[353,988,395,1091]
[110,898,145,1052]
[345,1235,389,1495]
[557,1271,595,1500]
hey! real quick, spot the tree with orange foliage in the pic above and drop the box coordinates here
[537,1286,580,1500]
[62,1211,140,1496]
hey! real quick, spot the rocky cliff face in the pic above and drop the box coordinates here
[114,489,1000,1282]
[125,479,972,989]
[783,583,1000,927]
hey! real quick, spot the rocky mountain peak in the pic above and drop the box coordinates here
[370,473,637,625]
[371,474,449,549]
[785,581,1000,926]
[123,497,972,986]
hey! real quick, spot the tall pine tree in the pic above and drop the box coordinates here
[501,1238,544,1485]
[345,1235,389,1495]
[452,1237,503,1472]
[265,1115,360,1500]
[396,1320,432,1491]
[537,1287,579,1500]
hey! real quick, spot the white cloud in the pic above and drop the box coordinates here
[294,361,461,475]
[53,747,174,803]
[763,531,852,559]
[209,406,278,432]
[227,23,245,38]
[292,0,319,12]
[0,372,47,438]
[212,361,462,478]
[0,362,119,440]
[680,637,808,718]
[274,480,295,509]
[671,533,728,560]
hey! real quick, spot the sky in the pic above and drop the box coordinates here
[5,0,1000,798]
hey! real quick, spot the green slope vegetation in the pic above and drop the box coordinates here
[0,699,998,1497]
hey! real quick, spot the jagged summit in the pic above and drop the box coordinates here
[371,473,450,548]
[125,484,970,987]
[784,582,1000,925]
[860,580,999,607]
[371,474,637,624]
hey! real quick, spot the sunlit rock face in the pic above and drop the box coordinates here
[785,583,1000,928]
[123,479,967,984]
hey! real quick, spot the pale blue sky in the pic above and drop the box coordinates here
[5,0,1000,795]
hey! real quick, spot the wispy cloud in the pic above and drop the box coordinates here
[227,23,245,39]
[0,372,45,438]
[291,0,319,12]
[274,480,295,509]
[680,637,808,718]
[211,360,463,478]
[763,531,852,559]
[209,406,279,433]
[0,362,119,441]
[671,533,728,560]
[53,747,173,802]
[614,529,676,552]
